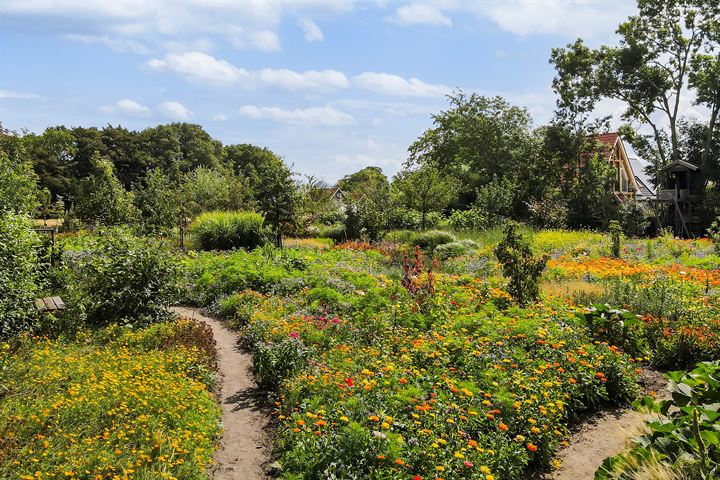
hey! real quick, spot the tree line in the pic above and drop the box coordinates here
[1,0,717,240]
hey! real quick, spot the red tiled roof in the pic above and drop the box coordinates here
[591,132,619,160]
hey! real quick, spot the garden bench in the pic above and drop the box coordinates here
[35,296,66,313]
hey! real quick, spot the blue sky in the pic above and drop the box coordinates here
[0,1,639,182]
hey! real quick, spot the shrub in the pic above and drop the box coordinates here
[618,200,651,237]
[253,338,307,390]
[315,223,347,243]
[526,194,567,229]
[494,223,548,306]
[448,208,488,231]
[434,239,478,260]
[65,228,179,327]
[191,211,266,251]
[0,214,42,340]
[410,230,456,251]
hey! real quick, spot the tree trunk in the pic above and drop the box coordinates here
[275,229,283,249]
[701,105,719,170]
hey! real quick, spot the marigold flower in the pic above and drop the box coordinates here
[527,443,538,452]
[498,422,509,431]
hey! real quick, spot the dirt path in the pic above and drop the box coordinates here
[171,307,270,480]
[550,369,670,480]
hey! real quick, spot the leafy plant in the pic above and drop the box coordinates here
[0,213,43,340]
[65,228,179,327]
[578,304,647,357]
[597,362,720,480]
[494,223,549,306]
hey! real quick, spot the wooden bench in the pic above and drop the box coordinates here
[35,296,66,313]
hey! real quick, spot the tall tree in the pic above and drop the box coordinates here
[252,155,298,247]
[74,153,137,226]
[407,91,537,210]
[393,166,458,229]
[551,0,720,175]
[336,166,389,198]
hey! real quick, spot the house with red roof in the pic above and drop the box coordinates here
[594,132,640,202]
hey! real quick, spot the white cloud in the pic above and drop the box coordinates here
[474,0,635,37]
[100,99,151,116]
[388,3,452,27]
[211,113,228,121]
[249,30,281,51]
[353,72,451,97]
[0,1,355,53]
[238,105,355,126]
[64,34,150,54]
[0,90,44,100]
[298,18,324,42]
[255,68,350,91]
[159,101,193,120]
[146,52,350,91]
[146,52,249,85]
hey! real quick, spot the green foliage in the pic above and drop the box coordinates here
[133,167,180,234]
[0,214,42,340]
[448,207,488,231]
[618,200,650,238]
[526,190,568,229]
[392,166,457,229]
[64,228,179,327]
[336,166,389,197]
[474,175,516,226]
[253,338,307,390]
[180,166,248,218]
[410,230,457,251]
[407,91,538,212]
[598,362,720,480]
[252,156,299,246]
[433,240,478,260]
[74,154,137,226]
[578,304,648,357]
[494,223,549,306]
[190,211,266,251]
[0,151,40,215]
[708,219,720,255]
[610,220,623,258]
[344,196,389,242]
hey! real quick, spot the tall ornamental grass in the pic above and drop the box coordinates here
[191,211,266,251]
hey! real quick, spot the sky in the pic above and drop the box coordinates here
[0,0,642,182]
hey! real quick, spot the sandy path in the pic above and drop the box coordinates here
[171,307,270,480]
[550,369,670,480]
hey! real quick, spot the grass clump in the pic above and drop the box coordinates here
[410,229,456,251]
[191,210,266,251]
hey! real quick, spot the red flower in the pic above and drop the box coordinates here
[345,377,354,387]
[463,461,474,468]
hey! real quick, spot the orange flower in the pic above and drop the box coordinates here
[498,422,509,432]
[527,443,538,452]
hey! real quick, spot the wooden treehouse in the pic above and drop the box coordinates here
[655,160,700,237]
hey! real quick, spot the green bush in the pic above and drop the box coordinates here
[65,228,179,327]
[448,208,488,231]
[410,230,456,251]
[253,339,307,390]
[0,213,42,340]
[434,239,478,260]
[314,223,346,243]
[494,223,548,306]
[190,211,266,251]
[610,220,622,258]
[618,200,650,237]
